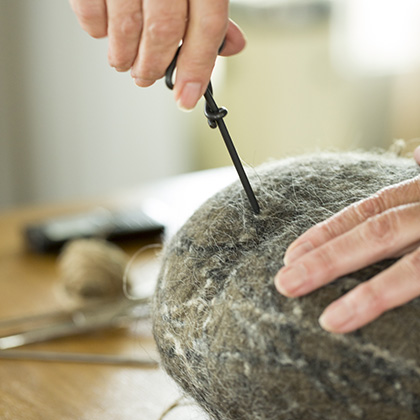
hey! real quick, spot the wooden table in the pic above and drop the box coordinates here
[0,168,236,420]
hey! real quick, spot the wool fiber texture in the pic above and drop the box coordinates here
[153,152,420,420]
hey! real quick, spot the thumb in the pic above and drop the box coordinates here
[219,19,246,57]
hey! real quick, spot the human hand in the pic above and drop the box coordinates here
[274,150,420,334]
[69,0,246,110]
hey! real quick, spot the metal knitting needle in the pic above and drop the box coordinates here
[165,46,261,215]
[0,297,150,350]
[0,349,158,367]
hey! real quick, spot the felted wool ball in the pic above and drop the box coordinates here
[153,152,420,420]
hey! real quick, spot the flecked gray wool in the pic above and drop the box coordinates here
[152,151,420,420]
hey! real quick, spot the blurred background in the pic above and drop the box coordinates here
[1,0,420,210]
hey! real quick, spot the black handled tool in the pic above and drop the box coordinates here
[165,45,260,215]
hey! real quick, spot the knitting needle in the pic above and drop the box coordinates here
[165,45,261,215]
[0,297,150,350]
[0,349,158,367]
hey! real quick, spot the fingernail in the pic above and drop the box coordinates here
[284,241,314,266]
[177,82,202,111]
[319,298,353,332]
[274,264,307,297]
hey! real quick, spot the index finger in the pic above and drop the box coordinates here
[284,176,420,265]
[173,0,230,110]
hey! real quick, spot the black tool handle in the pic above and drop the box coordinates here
[165,45,260,214]
[203,85,260,214]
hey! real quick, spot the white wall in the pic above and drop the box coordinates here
[196,3,396,170]
[3,1,419,210]
[0,0,193,209]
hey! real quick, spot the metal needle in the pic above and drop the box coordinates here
[165,45,260,215]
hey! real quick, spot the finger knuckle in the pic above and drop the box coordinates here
[316,247,337,278]
[115,11,142,37]
[353,192,387,221]
[357,282,386,315]
[144,16,184,43]
[363,211,398,247]
[317,218,343,242]
[198,13,227,38]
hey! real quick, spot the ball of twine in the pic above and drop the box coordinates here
[58,238,129,304]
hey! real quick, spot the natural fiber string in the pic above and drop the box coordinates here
[58,239,162,304]
[158,397,198,420]
[122,243,163,301]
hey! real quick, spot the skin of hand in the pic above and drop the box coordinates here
[275,147,420,334]
[69,0,246,110]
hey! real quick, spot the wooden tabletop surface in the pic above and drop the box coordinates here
[0,168,237,420]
